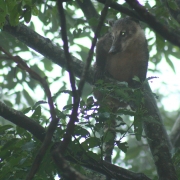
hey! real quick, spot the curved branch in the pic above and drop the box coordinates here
[0,101,46,141]
[51,146,91,180]
[3,22,94,84]
[96,0,140,19]
[125,0,180,48]
[56,1,79,155]
[142,83,177,180]
[51,142,151,180]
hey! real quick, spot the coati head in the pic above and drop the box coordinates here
[109,17,146,53]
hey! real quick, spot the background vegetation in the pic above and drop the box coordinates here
[0,0,180,179]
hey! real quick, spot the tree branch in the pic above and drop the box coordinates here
[0,101,46,141]
[142,82,177,180]
[125,0,180,48]
[51,145,91,180]
[170,114,180,149]
[96,0,140,19]
[78,0,110,98]
[0,101,151,180]
[3,22,94,84]
[56,1,80,155]
[52,142,151,180]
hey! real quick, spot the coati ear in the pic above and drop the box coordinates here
[108,20,115,27]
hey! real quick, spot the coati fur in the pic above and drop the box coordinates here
[94,17,149,87]
[93,17,149,164]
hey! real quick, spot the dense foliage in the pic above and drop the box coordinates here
[0,0,180,180]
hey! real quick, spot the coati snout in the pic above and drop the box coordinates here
[108,17,143,54]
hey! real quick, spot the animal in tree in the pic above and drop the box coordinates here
[93,17,149,163]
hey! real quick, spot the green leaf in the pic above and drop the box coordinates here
[104,131,115,142]
[0,14,6,28]
[73,126,90,137]
[21,142,35,151]
[32,5,39,16]
[23,90,35,106]
[167,0,178,10]
[6,0,16,11]
[63,104,73,111]
[31,106,41,120]
[16,91,21,105]
[80,99,85,108]
[85,151,100,160]
[23,107,32,114]
[117,109,135,116]
[81,137,100,149]
[0,0,7,10]
[1,138,19,151]
[117,142,128,153]
[86,96,94,106]
[134,114,143,141]
[88,17,98,27]
[156,33,165,51]
[81,83,93,100]
[165,55,176,73]
[16,126,31,139]
[0,0,7,28]
[55,109,66,119]
[132,76,140,82]
[73,28,82,38]
[24,8,32,23]
[33,100,47,110]
[0,125,14,133]
[44,60,53,71]
[9,2,22,26]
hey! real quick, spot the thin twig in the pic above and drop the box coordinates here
[57,2,77,97]
[56,0,111,161]
[78,0,111,95]
[0,101,46,141]
[56,1,79,154]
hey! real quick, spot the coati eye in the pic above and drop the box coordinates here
[120,31,126,36]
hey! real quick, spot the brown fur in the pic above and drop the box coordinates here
[94,17,149,87]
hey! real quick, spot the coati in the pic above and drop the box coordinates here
[93,17,149,164]
[94,17,149,87]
